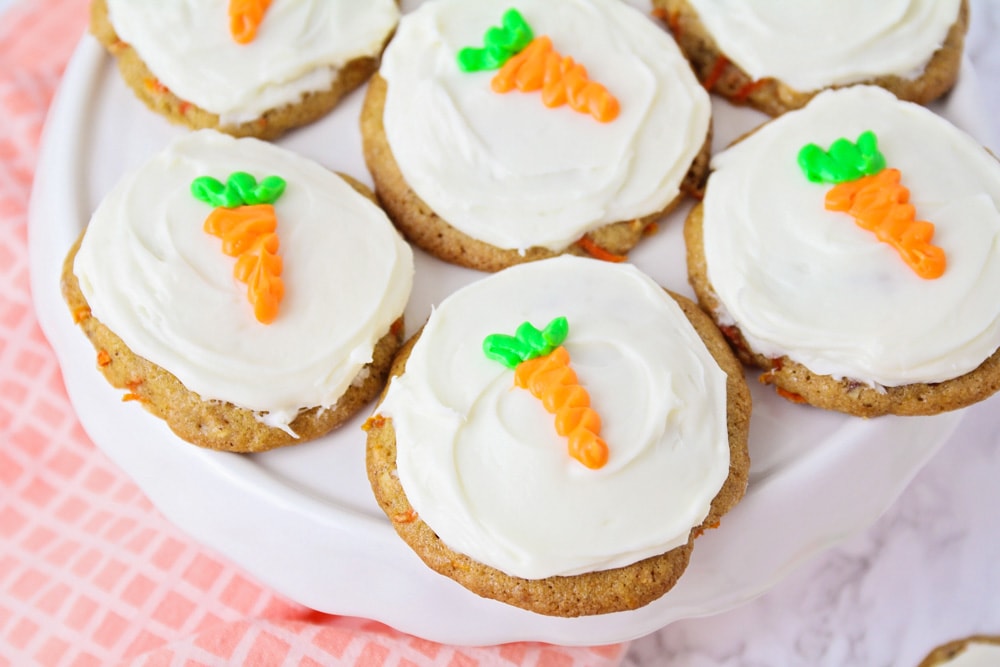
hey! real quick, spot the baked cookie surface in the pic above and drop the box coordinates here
[654,0,967,116]
[365,256,751,616]
[65,130,414,452]
[686,85,1000,416]
[91,0,399,139]
[362,0,712,271]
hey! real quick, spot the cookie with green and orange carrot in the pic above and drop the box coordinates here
[63,130,414,452]
[361,0,712,272]
[685,86,1000,417]
[364,256,750,617]
[90,0,399,140]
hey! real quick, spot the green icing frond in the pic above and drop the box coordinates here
[797,130,887,185]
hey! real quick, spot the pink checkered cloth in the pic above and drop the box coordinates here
[0,1,628,664]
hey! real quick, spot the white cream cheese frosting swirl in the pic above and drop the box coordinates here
[378,256,730,579]
[701,86,1000,388]
[379,0,711,252]
[105,0,400,124]
[686,0,961,92]
[74,130,414,433]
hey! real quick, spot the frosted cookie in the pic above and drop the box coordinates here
[685,85,1000,417]
[361,0,712,272]
[365,256,751,616]
[653,0,967,116]
[918,636,1000,667]
[62,130,414,452]
[91,0,399,140]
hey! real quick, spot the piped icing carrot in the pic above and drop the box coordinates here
[826,169,945,279]
[492,36,620,123]
[191,172,287,323]
[798,131,945,279]
[457,9,619,123]
[483,317,609,469]
[229,0,272,45]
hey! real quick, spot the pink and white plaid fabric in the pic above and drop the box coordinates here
[0,1,628,664]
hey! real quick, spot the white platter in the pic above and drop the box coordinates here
[30,10,990,645]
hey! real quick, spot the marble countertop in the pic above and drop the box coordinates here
[626,3,1000,664]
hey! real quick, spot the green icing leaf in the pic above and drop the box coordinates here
[191,176,241,208]
[483,316,569,368]
[457,8,534,72]
[483,333,528,369]
[190,172,287,208]
[797,130,887,184]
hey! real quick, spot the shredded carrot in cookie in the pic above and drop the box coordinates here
[703,54,729,91]
[492,36,620,123]
[96,350,111,367]
[72,305,91,324]
[576,235,627,263]
[393,508,419,524]
[143,77,168,95]
[775,387,808,404]
[362,415,387,432]
[693,519,721,538]
[732,78,768,104]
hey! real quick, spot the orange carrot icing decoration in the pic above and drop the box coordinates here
[826,169,945,279]
[483,317,609,469]
[456,9,619,123]
[492,35,620,123]
[191,172,287,324]
[229,0,272,45]
[797,131,945,279]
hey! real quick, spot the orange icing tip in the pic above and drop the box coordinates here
[229,0,272,45]
[492,36,620,123]
[825,168,946,279]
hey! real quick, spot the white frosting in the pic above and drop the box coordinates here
[936,642,1000,667]
[105,0,400,124]
[378,256,731,579]
[701,86,1000,388]
[685,0,961,91]
[74,130,414,433]
[379,0,711,252]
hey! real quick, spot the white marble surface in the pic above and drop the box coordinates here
[625,2,1000,665]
